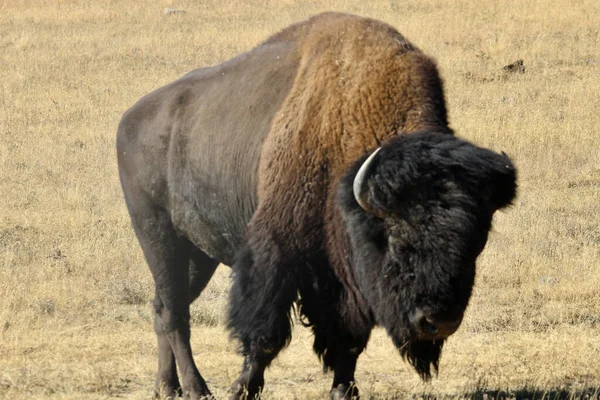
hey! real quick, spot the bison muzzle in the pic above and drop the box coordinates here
[117,12,517,400]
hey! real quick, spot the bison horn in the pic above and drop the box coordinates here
[353,147,386,218]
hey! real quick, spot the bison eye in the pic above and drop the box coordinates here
[388,236,416,255]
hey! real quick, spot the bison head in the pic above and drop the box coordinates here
[338,131,517,379]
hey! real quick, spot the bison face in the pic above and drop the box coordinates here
[338,131,517,379]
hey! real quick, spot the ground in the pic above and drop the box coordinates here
[0,0,599,399]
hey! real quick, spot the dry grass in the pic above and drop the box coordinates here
[1,0,599,398]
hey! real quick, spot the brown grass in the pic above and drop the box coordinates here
[1,0,599,398]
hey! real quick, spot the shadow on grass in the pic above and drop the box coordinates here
[413,386,600,400]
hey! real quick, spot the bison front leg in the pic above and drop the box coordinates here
[329,348,361,400]
[227,242,299,399]
[325,318,371,400]
[228,339,275,400]
[299,279,370,399]
[313,329,366,400]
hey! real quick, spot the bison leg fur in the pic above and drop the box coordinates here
[188,247,220,304]
[123,189,215,399]
[316,327,366,399]
[330,348,361,400]
[227,242,299,399]
[149,238,216,399]
[299,281,368,399]
[153,292,181,399]
[153,247,218,400]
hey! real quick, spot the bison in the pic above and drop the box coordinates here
[117,12,517,400]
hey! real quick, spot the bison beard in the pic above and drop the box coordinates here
[396,336,444,381]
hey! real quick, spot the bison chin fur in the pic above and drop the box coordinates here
[394,334,444,381]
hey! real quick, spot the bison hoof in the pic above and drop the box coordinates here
[155,386,214,400]
[229,380,263,400]
[330,383,359,400]
[154,385,182,399]
[229,388,260,400]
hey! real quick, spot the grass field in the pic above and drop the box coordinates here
[1,0,599,398]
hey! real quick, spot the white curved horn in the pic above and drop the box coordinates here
[353,147,383,216]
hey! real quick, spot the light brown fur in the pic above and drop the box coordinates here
[254,12,449,251]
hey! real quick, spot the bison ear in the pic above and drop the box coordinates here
[482,151,517,212]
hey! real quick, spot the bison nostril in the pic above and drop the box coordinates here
[420,317,439,336]
[411,307,463,338]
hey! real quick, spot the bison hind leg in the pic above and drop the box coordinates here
[188,246,220,303]
[122,193,217,398]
